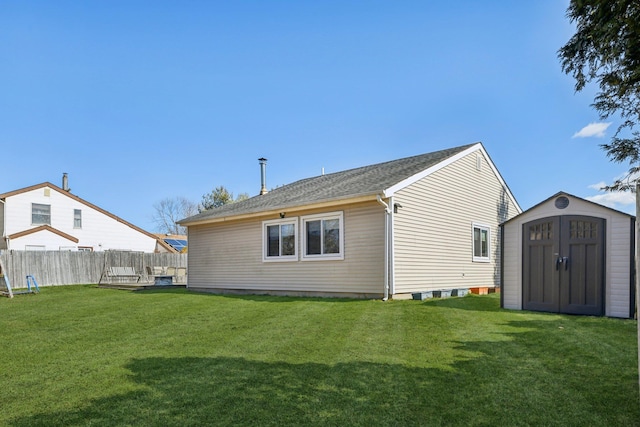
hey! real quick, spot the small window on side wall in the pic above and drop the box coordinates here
[302,212,344,260]
[74,209,82,229]
[472,223,490,262]
[262,218,298,262]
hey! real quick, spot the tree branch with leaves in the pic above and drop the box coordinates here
[198,186,249,212]
[559,0,640,191]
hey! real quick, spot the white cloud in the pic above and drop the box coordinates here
[585,175,637,214]
[572,122,612,138]
[587,181,607,191]
[585,179,635,215]
[585,191,635,208]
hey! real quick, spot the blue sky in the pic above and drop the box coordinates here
[1,1,634,232]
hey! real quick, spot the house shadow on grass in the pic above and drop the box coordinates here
[9,319,639,426]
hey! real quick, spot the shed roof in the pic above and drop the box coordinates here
[181,142,518,225]
[501,191,635,225]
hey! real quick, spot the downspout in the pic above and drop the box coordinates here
[389,196,398,295]
[500,223,504,309]
[389,196,395,296]
[0,199,5,251]
[377,195,391,301]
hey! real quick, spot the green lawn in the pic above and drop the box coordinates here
[1,286,638,426]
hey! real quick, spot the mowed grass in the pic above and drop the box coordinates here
[1,286,638,426]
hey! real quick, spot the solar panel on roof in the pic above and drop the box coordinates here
[164,239,187,250]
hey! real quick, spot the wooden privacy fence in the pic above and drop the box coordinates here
[0,251,187,288]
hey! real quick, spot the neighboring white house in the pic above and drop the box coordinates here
[179,143,522,299]
[0,177,175,253]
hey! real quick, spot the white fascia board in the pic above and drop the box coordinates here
[383,143,522,213]
[383,143,482,197]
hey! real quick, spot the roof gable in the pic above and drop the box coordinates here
[8,225,80,243]
[181,142,518,225]
[502,191,635,225]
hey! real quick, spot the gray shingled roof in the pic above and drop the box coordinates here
[180,143,476,224]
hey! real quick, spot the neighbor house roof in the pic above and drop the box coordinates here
[9,224,80,243]
[181,142,520,226]
[0,182,177,253]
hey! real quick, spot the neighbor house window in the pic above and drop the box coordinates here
[472,223,490,262]
[74,209,82,228]
[25,245,46,251]
[32,203,51,225]
[262,218,298,262]
[301,212,344,260]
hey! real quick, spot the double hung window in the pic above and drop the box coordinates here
[32,203,51,225]
[302,212,344,260]
[263,218,298,261]
[472,223,490,262]
[74,209,82,229]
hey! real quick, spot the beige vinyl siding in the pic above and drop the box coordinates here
[392,151,518,294]
[501,195,633,318]
[187,201,385,297]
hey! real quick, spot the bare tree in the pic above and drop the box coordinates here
[152,196,198,235]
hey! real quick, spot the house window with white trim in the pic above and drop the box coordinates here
[472,223,490,262]
[32,203,51,225]
[302,212,344,260]
[262,218,298,261]
[74,209,82,229]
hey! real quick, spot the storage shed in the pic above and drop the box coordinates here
[501,192,635,318]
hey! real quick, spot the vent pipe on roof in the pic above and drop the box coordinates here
[259,158,268,195]
[62,173,70,192]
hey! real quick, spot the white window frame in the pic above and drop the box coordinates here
[262,218,298,262]
[74,209,82,229]
[301,211,344,261]
[32,203,51,225]
[472,223,491,263]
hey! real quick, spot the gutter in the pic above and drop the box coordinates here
[180,194,380,227]
[376,195,392,301]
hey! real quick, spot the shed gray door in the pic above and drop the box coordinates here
[523,215,604,316]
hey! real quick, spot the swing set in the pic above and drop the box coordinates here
[0,258,39,298]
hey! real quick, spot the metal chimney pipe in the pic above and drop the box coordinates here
[62,173,69,191]
[258,158,268,195]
